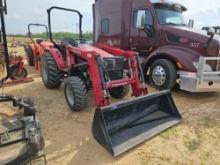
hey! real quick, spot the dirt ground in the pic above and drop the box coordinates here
[1,45,220,165]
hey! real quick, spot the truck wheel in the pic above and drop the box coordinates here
[149,59,177,90]
[42,52,62,89]
[64,76,88,111]
[109,86,129,99]
[26,46,34,66]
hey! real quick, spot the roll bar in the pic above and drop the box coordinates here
[28,23,48,40]
[47,6,83,43]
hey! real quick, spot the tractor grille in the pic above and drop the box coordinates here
[103,57,126,71]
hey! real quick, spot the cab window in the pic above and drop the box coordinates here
[134,10,153,28]
[101,18,109,34]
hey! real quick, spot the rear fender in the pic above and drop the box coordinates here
[144,46,201,72]
[44,48,66,70]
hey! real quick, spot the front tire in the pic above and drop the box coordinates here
[149,59,177,90]
[64,76,88,111]
[109,86,129,99]
[108,71,129,99]
[26,46,34,66]
[42,52,62,89]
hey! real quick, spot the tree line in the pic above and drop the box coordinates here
[8,31,93,40]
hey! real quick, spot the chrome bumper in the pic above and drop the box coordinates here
[179,57,220,92]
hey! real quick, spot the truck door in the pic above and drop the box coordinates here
[129,8,156,55]
[129,0,158,54]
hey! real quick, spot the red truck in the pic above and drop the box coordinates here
[93,0,220,92]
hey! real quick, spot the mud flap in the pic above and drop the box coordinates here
[92,90,182,156]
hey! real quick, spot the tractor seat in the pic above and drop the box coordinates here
[62,38,78,47]
[36,39,44,45]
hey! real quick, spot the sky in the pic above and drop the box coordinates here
[4,0,220,34]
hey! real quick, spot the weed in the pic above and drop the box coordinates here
[159,155,171,162]
[184,139,200,152]
[160,128,178,140]
[197,116,219,128]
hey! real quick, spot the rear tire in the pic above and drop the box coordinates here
[10,65,27,80]
[26,46,34,66]
[64,76,88,111]
[149,59,177,90]
[42,52,62,89]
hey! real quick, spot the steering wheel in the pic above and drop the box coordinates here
[61,38,86,47]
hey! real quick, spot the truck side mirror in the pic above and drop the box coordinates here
[207,27,215,36]
[188,19,194,28]
[204,27,215,49]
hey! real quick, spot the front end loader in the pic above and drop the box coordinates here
[42,6,182,156]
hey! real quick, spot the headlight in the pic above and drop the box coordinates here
[193,61,212,71]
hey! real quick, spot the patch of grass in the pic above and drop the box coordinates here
[184,139,201,152]
[174,160,185,165]
[160,128,178,140]
[159,155,171,162]
[197,116,219,128]
[204,151,211,160]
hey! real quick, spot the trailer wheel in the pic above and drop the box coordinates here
[64,76,88,111]
[149,59,177,90]
[109,86,129,99]
[42,52,62,89]
[10,65,27,80]
[26,46,34,66]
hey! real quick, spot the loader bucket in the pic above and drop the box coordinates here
[92,90,182,156]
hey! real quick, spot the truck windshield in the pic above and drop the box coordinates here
[156,8,186,26]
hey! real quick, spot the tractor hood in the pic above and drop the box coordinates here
[162,25,220,57]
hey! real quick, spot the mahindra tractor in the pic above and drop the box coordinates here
[24,23,53,72]
[94,0,220,92]
[41,6,182,156]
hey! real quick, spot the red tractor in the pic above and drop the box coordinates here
[24,23,53,73]
[0,32,27,80]
[42,6,148,108]
[41,6,182,156]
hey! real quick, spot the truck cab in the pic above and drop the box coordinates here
[94,0,220,92]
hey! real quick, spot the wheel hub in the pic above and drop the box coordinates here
[152,65,166,86]
[66,84,75,106]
